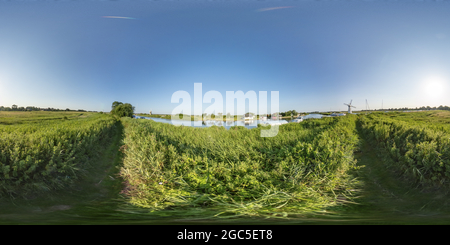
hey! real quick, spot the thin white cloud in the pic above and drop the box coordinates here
[102,16,136,20]
[256,6,294,12]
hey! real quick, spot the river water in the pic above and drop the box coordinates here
[134,114,328,129]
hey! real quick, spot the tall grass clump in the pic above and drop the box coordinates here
[358,113,450,187]
[119,115,361,218]
[0,114,118,198]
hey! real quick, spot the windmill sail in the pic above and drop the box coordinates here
[344,100,356,114]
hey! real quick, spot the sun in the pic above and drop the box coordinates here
[424,76,445,98]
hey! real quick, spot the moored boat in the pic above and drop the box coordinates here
[292,116,303,123]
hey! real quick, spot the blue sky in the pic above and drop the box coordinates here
[1,0,450,114]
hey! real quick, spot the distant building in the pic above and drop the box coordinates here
[271,113,280,120]
[242,113,255,120]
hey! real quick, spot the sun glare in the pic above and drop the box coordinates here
[424,76,446,98]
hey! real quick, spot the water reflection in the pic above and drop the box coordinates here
[302,113,328,119]
[136,116,291,129]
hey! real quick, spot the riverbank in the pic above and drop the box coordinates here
[136,114,277,121]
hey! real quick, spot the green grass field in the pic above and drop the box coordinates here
[0,111,118,198]
[3,110,450,221]
[359,111,450,186]
[119,115,361,217]
[0,111,93,125]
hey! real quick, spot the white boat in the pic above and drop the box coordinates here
[261,120,288,126]
[291,116,303,123]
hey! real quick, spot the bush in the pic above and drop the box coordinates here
[110,102,134,118]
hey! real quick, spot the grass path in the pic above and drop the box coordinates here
[339,121,450,224]
[0,121,126,224]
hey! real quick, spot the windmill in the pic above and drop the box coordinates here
[344,100,356,114]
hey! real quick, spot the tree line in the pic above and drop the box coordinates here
[365,105,450,111]
[0,105,87,112]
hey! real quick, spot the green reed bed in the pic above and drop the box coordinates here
[377,110,450,134]
[119,115,361,218]
[0,111,90,125]
[358,113,450,187]
[0,113,118,198]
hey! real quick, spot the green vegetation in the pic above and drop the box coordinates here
[0,111,93,125]
[118,115,361,218]
[111,101,134,118]
[380,105,450,112]
[378,110,450,131]
[0,112,118,198]
[0,105,90,112]
[280,110,298,117]
[118,109,450,219]
[5,105,450,222]
[358,112,450,188]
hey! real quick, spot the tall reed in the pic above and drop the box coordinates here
[119,115,360,217]
[359,113,450,187]
[0,114,118,198]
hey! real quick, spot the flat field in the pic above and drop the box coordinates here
[0,111,118,198]
[4,110,450,223]
[0,111,95,125]
[359,111,450,187]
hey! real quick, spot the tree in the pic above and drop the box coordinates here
[111,101,123,111]
[111,101,134,117]
[12,104,18,110]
